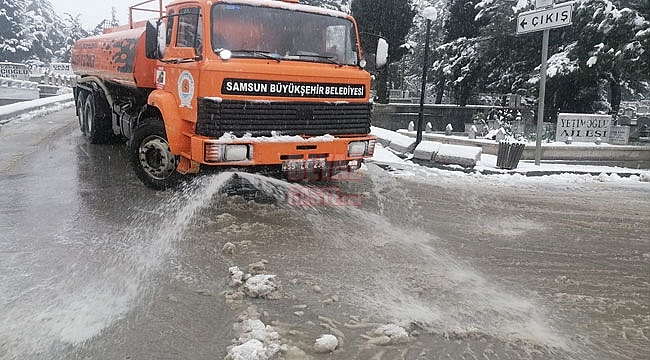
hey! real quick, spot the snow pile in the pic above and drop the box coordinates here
[372,127,485,168]
[215,131,335,143]
[413,140,441,161]
[597,172,622,182]
[364,324,410,345]
[435,143,482,167]
[371,126,416,153]
[370,125,398,147]
[229,266,247,286]
[244,275,281,298]
[369,143,405,164]
[228,266,282,300]
[313,334,338,353]
[225,319,283,360]
[222,242,236,254]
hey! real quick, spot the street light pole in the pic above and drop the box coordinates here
[417,7,437,146]
[417,18,432,146]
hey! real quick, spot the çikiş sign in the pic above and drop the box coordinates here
[516,2,573,34]
[222,79,366,98]
[556,113,612,142]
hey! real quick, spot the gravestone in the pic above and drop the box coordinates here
[609,125,630,145]
[468,125,477,139]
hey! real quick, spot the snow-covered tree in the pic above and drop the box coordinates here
[615,0,649,19]
[0,0,30,62]
[423,0,539,105]
[445,0,479,41]
[352,0,416,103]
[434,0,483,104]
[91,6,121,35]
[23,0,65,66]
[56,13,89,62]
[566,0,650,114]
[402,0,648,116]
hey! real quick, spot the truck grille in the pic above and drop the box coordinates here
[196,98,371,138]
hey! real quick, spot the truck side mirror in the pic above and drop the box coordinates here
[145,19,167,59]
[376,38,388,69]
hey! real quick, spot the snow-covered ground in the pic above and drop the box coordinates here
[369,125,650,184]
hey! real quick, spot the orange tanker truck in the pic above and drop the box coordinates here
[70,0,387,189]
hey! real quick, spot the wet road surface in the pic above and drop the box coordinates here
[1,107,648,359]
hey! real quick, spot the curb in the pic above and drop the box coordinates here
[375,157,650,179]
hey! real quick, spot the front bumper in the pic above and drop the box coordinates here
[179,134,375,174]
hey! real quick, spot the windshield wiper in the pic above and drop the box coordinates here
[229,50,282,63]
[162,56,202,64]
[292,53,343,67]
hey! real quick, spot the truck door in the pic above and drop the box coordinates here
[164,6,202,122]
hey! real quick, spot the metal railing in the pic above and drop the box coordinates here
[37,72,77,87]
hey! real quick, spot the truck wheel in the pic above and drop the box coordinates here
[76,90,87,135]
[83,92,112,144]
[128,119,181,190]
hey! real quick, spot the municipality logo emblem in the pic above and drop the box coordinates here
[178,70,195,108]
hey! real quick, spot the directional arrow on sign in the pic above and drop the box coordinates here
[516,2,574,34]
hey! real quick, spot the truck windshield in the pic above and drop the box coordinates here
[211,3,359,66]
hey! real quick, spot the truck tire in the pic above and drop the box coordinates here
[75,90,87,135]
[82,92,112,144]
[128,119,181,190]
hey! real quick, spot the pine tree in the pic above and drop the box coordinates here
[567,0,649,113]
[435,0,483,104]
[445,0,480,42]
[92,19,109,36]
[351,0,416,103]
[614,0,649,19]
[56,13,89,62]
[0,0,30,62]
[110,7,120,27]
[23,0,66,65]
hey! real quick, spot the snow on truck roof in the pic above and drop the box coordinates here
[167,0,350,19]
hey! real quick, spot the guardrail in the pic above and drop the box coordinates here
[36,72,77,87]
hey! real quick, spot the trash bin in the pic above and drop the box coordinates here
[496,141,526,170]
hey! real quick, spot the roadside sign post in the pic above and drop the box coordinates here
[536,29,550,166]
[516,1,573,165]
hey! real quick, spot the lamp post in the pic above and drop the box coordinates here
[416,7,438,146]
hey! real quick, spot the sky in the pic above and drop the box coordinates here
[50,0,170,29]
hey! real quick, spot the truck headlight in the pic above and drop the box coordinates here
[224,144,249,161]
[205,144,250,162]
